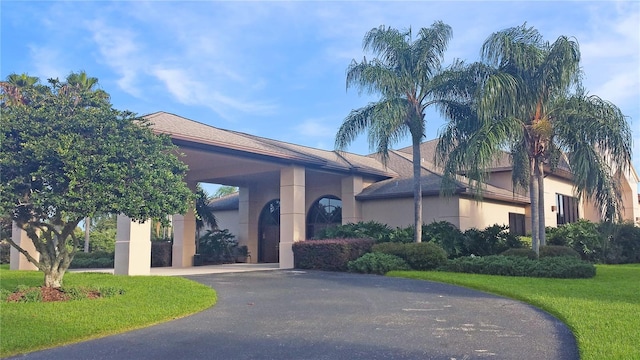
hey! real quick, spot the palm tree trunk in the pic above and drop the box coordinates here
[84,216,90,252]
[412,139,423,243]
[529,160,540,255]
[537,161,546,247]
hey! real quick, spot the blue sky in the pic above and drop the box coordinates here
[2,1,639,193]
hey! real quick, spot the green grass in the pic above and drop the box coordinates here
[388,264,640,360]
[0,268,217,357]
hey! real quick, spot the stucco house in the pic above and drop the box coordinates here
[10,112,640,274]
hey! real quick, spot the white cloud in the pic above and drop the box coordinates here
[86,19,143,97]
[294,119,335,138]
[27,45,65,80]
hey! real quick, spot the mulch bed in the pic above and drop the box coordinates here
[6,286,101,302]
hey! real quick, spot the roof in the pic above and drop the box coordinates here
[358,149,530,204]
[208,193,240,211]
[396,139,573,178]
[144,111,396,179]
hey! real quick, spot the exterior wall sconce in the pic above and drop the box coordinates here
[551,205,556,212]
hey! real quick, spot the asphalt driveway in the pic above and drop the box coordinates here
[9,270,578,360]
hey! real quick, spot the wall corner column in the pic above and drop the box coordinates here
[341,176,363,224]
[280,166,305,269]
[114,215,151,275]
[9,222,39,271]
[172,208,196,267]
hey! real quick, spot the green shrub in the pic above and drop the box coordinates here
[500,248,537,259]
[313,221,393,243]
[0,241,10,264]
[463,224,522,257]
[539,245,581,259]
[61,286,88,301]
[348,253,410,274]
[423,221,467,258]
[293,238,374,271]
[197,229,237,264]
[151,241,172,267]
[372,242,447,270]
[547,220,604,262]
[69,251,114,268]
[438,255,596,278]
[388,226,415,243]
[519,236,532,248]
[599,221,640,264]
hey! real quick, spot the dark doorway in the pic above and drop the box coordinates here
[258,199,280,263]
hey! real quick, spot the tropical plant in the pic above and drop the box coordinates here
[194,184,217,251]
[335,22,454,243]
[436,24,632,254]
[0,73,43,106]
[0,72,193,287]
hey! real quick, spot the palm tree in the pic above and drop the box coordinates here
[436,24,632,254]
[335,22,453,243]
[0,73,40,106]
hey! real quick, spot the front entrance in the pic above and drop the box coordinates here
[258,199,280,263]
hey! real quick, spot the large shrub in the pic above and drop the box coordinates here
[463,224,522,257]
[69,251,114,268]
[539,245,581,259]
[547,220,604,262]
[500,248,537,260]
[293,238,374,271]
[598,221,640,264]
[423,221,467,258]
[439,255,595,278]
[197,229,237,264]
[372,242,447,270]
[312,221,393,243]
[348,253,410,275]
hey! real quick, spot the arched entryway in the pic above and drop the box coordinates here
[258,199,280,263]
[307,196,342,239]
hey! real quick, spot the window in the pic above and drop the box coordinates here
[306,196,342,239]
[508,213,526,236]
[556,193,579,225]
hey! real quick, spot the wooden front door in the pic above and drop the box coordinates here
[260,225,280,263]
[258,199,280,263]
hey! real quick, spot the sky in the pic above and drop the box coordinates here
[2,0,639,194]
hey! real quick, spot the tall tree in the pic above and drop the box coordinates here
[335,22,453,242]
[1,73,193,287]
[0,73,42,106]
[436,24,632,254]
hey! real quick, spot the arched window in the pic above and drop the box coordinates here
[306,196,342,238]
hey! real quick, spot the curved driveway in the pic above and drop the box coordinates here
[10,270,578,360]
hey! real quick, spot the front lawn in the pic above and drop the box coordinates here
[0,268,217,357]
[388,264,640,360]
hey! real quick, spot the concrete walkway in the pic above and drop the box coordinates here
[10,269,579,360]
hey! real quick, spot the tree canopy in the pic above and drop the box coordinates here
[335,22,454,242]
[435,24,632,253]
[0,72,193,287]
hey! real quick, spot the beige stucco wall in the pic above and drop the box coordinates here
[458,197,526,230]
[213,209,240,237]
[361,196,461,229]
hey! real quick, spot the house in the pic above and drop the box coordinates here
[10,111,640,274]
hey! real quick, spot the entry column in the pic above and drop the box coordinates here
[114,215,151,275]
[280,165,305,269]
[172,208,196,267]
[9,222,39,270]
